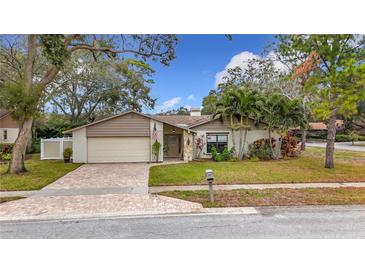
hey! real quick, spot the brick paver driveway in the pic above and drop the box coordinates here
[0,163,203,221]
[42,163,149,192]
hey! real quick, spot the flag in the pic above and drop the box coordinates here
[152,122,158,142]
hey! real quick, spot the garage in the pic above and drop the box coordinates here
[87,137,150,163]
[63,111,170,163]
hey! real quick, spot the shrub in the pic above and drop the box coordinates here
[281,134,300,158]
[211,146,219,161]
[0,143,13,161]
[334,133,365,142]
[63,147,73,163]
[249,138,276,160]
[229,147,237,160]
[348,130,360,144]
[251,138,276,150]
[1,153,11,161]
[27,139,41,154]
[221,146,231,161]
[307,131,328,140]
[335,134,351,142]
[0,143,14,154]
[253,143,273,160]
[152,141,161,162]
[211,146,230,162]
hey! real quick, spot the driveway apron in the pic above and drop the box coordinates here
[0,163,202,221]
[37,163,150,196]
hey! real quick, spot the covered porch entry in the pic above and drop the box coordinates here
[162,124,193,161]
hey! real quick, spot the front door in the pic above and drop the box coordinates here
[165,134,180,157]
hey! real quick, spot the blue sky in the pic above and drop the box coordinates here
[148,34,275,114]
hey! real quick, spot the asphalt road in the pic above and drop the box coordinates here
[1,205,364,239]
[307,141,365,152]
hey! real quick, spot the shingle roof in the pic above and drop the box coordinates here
[152,115,210,128]
[309,120,344,130]
[63,111,202,133]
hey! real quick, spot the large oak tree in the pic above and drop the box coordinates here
[46,51,156,124]
[0,34,178,174]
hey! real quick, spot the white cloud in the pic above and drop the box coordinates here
[215,51,288,86]
[155,97,181,112]
[187,94,195,101]
[184,105,192,110]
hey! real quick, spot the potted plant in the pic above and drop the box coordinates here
[63,147,73,163]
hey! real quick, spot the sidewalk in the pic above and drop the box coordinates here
[3,182,365,197]
[0,191,36,198]
[149,182,365,193]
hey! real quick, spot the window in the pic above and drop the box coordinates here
[206,134,228,153]
[3,130,7,141]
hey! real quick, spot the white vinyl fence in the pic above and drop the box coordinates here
[41,137,72,160]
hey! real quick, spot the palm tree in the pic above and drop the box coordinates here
[282,98,307,131]
[258,93,307,159]
[213,89,240,158]
[257,93,282,158]
[231,87,260,159]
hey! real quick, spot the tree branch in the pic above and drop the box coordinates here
[68,43,168,58]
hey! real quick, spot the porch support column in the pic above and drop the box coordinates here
[183,130,193,161]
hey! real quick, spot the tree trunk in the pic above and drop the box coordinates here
[8,119,33,173]
[240,117,250,159]
[26,124,33,152]
[241,128,248,159]
[229,116,238,158]
[300,129,307,151]
[231,129,238,158]
[268,129,277,160]
[301,95,308,151]
[8,35,36,174]
[237,116,243,160]
[238,128,243,160]
[325,109,337,168]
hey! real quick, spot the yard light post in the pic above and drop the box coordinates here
[205,169,214,203]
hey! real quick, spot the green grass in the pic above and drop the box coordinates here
[160,187,365,207]
[0,196,24,204]
[0,154,82,191]
[149,147,365,186]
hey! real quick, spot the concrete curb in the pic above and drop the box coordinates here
[0,206,260,223]
[3,204,364,223]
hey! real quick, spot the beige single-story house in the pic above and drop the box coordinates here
[63,108,280,163]
[0,109,19,144]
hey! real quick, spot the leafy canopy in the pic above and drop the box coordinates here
[276,34,365,120]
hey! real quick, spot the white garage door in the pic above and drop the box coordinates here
[87,137,150,163]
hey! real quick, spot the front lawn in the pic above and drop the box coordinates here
[0,154,82,191]
[160,187,365,207]
[149,147,365,186]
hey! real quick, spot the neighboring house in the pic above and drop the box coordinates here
[309,120,344,131]
[63,109,280,163]
[291,120,345,138]
[0,109,19,144]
